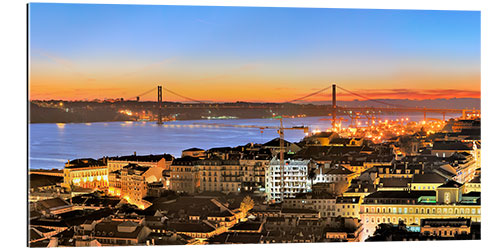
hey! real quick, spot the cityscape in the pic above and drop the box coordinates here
[28,3,480,247]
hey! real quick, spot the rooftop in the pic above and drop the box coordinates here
[108,153,174,162]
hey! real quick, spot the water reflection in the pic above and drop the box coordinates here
[29,114,459,170]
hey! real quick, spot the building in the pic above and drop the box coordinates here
[265,158,311,202]
[324,217,363,242]
[198,158,242,193]
[169,157,200,193]
[410,173,448,191]
[359,183,481,241]
[63,158,108,189]
[313,165,356,188]
[239,157,269,193]
[32,197,73,216]
[119,164,164,209]
[446,152,478,184]
[334,196,362,219]
[431,141,474,158]
[282,192,336,218]
[451,119,480,133]
[420,218,472,237]
[75,218,151,246]
[107,153,174,173]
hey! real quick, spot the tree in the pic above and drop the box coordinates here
[240,196,255,215]
[307,162,317,190]
[68,181,76,205]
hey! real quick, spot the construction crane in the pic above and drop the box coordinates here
[193,116,309,202]
[274,117,310,203]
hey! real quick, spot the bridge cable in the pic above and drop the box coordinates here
[285,86,331,103]
[127,87,157,100]
[163,88,207,104]
[336,85,408,108]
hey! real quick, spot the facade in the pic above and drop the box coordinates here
[63,158,108,189]
[169,157,200,193]
[282,192,336,218]
[198,159,240,193]
[334,196,362,219]
[119,164,164,208]
[265,158,311,202]
[359,187,481,241]
[420,218,472,237]
[313,165,356,186]
[239,158,268,192]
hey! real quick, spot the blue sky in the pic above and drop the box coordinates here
[29,3,480,101]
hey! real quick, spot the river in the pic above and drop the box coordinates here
[29,114,459,169]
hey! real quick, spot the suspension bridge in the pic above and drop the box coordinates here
[126,84,480,126]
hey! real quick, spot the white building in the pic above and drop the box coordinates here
[265,158,311,202]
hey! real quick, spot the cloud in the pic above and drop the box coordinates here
[311,88,480,101]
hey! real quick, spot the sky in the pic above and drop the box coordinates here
[29,3,481,102]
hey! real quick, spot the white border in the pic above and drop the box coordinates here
[2,0,499,249]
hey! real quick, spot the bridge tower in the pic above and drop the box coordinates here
[332,84,336,129]
[157,85,163,125]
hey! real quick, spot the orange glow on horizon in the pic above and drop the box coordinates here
[29,58,480,102]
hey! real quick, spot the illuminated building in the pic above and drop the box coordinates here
[446,152,478,184]
[313,165,356,188]
[334,196,362,219]
[63,158,108,189]
[107,153,173,174]
[265,158,311,202]
[420,218,472,237]
[464,175,481,193]
[451,119,480,133]
[239,158,269,192]
[199,159,242,193]
[359,181,481,241]
[169,156,200,193]
[169,153,270,194]
[119,163,164,208]
[108,170,122,196]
